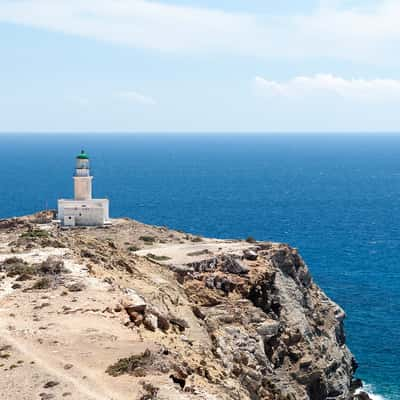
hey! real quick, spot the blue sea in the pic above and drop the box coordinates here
[0,133,398,399]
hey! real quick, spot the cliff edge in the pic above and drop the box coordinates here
[0,212,363,400]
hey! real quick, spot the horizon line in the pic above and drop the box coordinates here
[2,131,400,135]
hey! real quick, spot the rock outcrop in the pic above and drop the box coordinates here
[180,245,356,400]
[0,212,362,400]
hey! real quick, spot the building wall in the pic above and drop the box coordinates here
[58,199,109,226]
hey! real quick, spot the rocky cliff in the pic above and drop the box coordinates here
[0,212,364,400]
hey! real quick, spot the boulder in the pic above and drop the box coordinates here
[121,288,146,313]
[157,314,170,331]
[356,392,372,400]
[256,320,280,339]
[147,306,170,331]
[243,250,258,261]
[143,314,158,331]
[222,256,249,275]
[189,258,218,273]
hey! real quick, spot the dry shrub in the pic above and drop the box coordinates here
[106,349,153,377]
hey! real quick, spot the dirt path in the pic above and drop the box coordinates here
[0,321,131,400]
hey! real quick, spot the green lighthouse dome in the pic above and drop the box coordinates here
[76,150,89,160]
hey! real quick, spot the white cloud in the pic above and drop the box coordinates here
[0,0,264,54]
[117,91,156,105]
[255,74,400,101]
[252,72,400,132]
[1,0,400,62]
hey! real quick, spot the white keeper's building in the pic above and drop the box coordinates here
[57,150,110,227]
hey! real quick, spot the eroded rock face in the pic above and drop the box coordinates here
[0,213,360,400]
[181,245,357,400]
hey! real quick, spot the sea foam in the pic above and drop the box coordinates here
[356,384,387,400]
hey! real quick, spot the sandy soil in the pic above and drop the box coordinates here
[0,219,242,400]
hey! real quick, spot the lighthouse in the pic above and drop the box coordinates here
[57,151,110,227]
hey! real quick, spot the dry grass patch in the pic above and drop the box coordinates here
[139,236,156,244]
[31,277,52,290]
[106,349,153,377]
[146,254,171,261]
[20,229,49,239]
[127,245,141,252]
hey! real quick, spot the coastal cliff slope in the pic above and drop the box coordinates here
[0,212,361,400]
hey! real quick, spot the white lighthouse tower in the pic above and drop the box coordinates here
[57,151,110,227]
[74,151,93,200]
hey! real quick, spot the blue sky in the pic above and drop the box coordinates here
[1,0,400,132]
